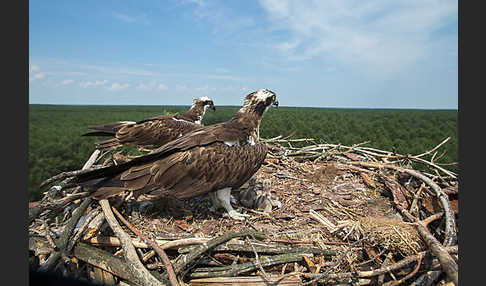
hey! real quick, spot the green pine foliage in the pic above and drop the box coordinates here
[29,105,458,202]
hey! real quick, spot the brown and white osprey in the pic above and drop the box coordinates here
[82,96,215,150]
[73,89,278,220]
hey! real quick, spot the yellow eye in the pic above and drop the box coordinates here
[272,95,276,101]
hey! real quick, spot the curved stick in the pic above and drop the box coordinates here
[350,161,457,246]
[111,206,179,286]
[99,199,163,286]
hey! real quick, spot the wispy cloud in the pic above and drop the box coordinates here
[112,11,150,25]
[136,80,168,91]
[106,82,130,91]
[30,72,48,82]
[258,0,458,77]
[157,83,168,90]
[80,80,108,88]
[34,73,46,79]
[60,79,74,85]
[30,65,40,73]
[181,0,256,36]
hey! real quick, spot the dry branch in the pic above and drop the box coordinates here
[179,241,336,256]
[172,230,266,275]
[188,275,302,286]
[39,149,101,188]
[190,252,309,279]
[415,222,458,286]
[99,199,164,286]
[111,206,179,286]
[302,246,457,283]
[38,198,93,272]
[31,150,101,225]
[73,242,137,283]
[349,161,457,246]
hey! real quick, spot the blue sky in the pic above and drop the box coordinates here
[29,0,458,109]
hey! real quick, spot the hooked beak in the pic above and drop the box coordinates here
[210,104,216,111]
[272,100,279,107]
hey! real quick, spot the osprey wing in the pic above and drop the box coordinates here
[74,123,247,184]
[92,142,268,200]
[115,117,204,149]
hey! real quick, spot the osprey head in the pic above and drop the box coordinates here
[193,96,216,112]
[241,89,278,116]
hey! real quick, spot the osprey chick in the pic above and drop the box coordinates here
[82,97,215,150]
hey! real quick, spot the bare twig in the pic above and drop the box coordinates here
[173,230,266,275]
[31,150,101,225]
[38,198,93,272]
[382,253,423,286]
[245,236,269,280]
[415,137,451,158]
[349,161,457,246]
[111,206,179,286]
[190,252,308,279]
[302,246,457,283]
[99,199,163,286]
[414,221,458,286]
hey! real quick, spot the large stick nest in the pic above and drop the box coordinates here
[29,136,458,286]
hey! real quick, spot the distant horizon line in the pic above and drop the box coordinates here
[29,103,458,111]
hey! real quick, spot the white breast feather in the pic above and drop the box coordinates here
[224,141,240,147]
[172,118,191,123]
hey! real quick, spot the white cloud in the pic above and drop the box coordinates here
[106,82,130,91]
[214,67,230,73]
[180,0,206,7]
[157,83,168,90]
[94,80,108,86]
[112,11,136,23]
[182,0,255,36]
[136,80,168,91]
[112,11,150,25]
[80,80,108,88]
[175,84,189,91]
[60,79,74,85]
[137,81,155,90]
[33,73,46,79]
[30,65,40,72]
[258,0,458,77]
[80,81,94,88]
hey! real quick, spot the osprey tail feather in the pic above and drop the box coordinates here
[82,122,135,137]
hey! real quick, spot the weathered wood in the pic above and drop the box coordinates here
[350,161,457,246]
[67,208,101,252]
[73,242,135,282]
[31,150,101,225]
[188,275,302,286]
[415,222,458,286]
[173,230,266,275]
[38,198,93,272]
[85,235,208,250]
[99,199,164,286]
[29,192,90,225]
[82,211,105,240]
[180,242,335,257]
[190,252,308,279]
[302,246,457,284]
[111,206,179,286]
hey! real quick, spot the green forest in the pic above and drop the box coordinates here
[29,104,458,201]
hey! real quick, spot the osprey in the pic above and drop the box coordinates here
[82,96,216,150]
[73,89,278,220]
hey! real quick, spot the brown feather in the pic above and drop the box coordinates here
[76,90,277,213]
[83,98,213,150]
